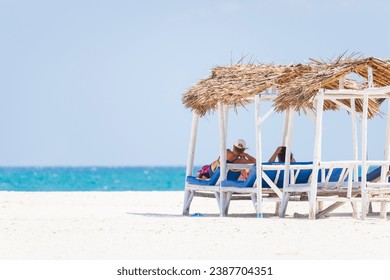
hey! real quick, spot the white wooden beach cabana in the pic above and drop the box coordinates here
[182,56,390,219]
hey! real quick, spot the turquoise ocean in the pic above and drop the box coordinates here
[0,167,190,192]
[0,165,377,192]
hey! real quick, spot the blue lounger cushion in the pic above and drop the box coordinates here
[221,165,257,188]
[262,161,313,188]
[260,162,313,188]
[366,166,381,182]
[221,162,314,188]
[295,169,313,184]
[358,166,390,182]
[186,167,241,186]
[318,168,344,182]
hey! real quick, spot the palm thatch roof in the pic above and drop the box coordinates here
[274,57,390,117]
[182,56,390,118]
[182,64,307,116]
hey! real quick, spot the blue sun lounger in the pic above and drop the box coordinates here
[221,162,315,189]
[219,162,315,216]
[314,165,390,219]
[220,162,348,216]
[183,167,241,215]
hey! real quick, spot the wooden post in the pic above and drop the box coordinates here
[255,95,263,218]
[185,113,199,177]
[218,102,227,217]
[281,110,289,146]
[361,93,369,220]
[368,67,373,88]
[381,99,390,183]
[362,66,374,220]
[351,98,359,182]
[384,99,390,161]
[350,95,359,222]
[284,109,294,170]
[279,109,294,217]
[183,112,199,215]
[284,109,295,173]
[279,106,290,216]
[361,66,373,219]
[380,99,390,218]
[309,89,324,220]
[223,104,229,145]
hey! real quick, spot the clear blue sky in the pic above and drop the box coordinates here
[0,0,389,166]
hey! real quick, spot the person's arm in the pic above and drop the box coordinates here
[268,146,283,162]
[238,152,256,164]
[227,149,256,164]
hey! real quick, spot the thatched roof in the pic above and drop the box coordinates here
[274,57,390,117]
[182,56,390,118]
[182,64,308,116]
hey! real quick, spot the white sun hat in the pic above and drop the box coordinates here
[233,139,246,149]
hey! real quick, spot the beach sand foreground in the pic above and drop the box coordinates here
[1,191,390,259]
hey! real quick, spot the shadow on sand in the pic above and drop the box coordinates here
[126,212,279,218]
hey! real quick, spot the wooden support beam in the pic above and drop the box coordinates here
[218,102,227,217]
[379,100,390,219]
[309,89,325,220]
[183,112,199,215]
[316,201,346,219]
[284,109,295,186]
[324,86,390,97]
[281,110,290,146]
[351,98,359,183]
[361,93,369,220]
[381,100,390,182]
[258,107,275,126]
[223,105,228,145]
[279,109,294,217]
[368,66,373,88]
[185,113,199,177]
[255,95,263,218]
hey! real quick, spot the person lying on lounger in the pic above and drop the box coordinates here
[197,139,256,179]
[268,146,296,162]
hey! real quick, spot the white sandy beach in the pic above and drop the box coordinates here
[1,191,390,260]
